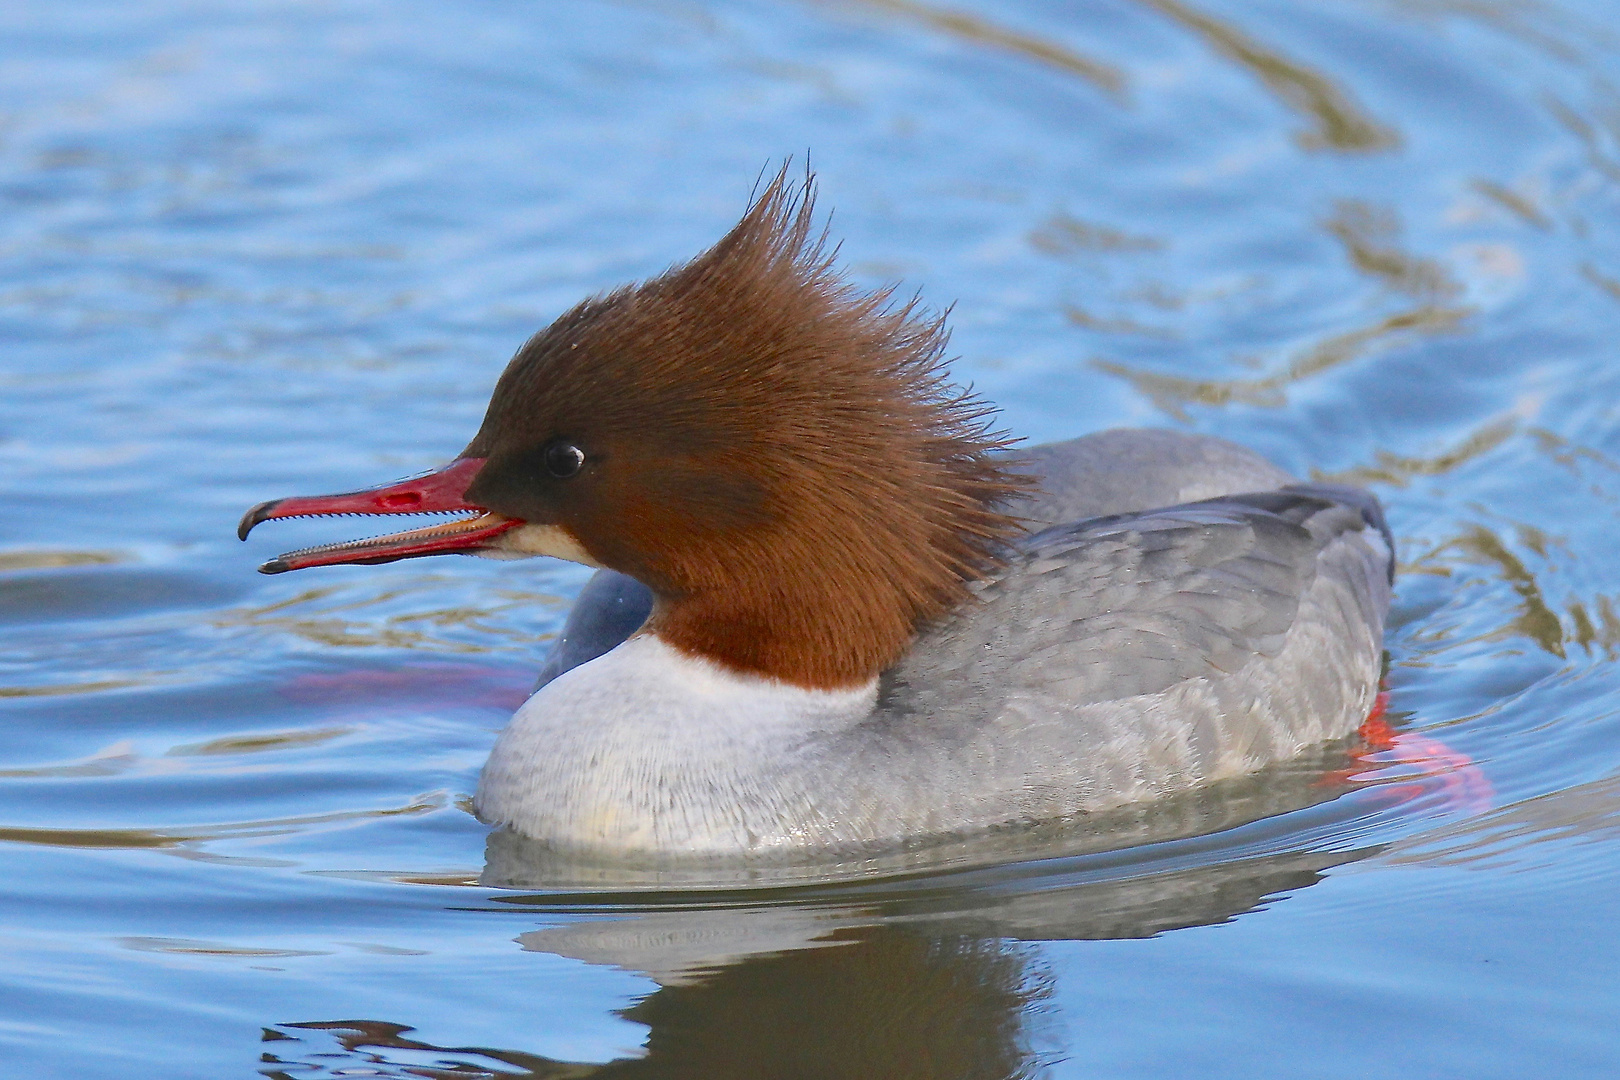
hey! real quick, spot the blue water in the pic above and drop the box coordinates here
[3,0,1619,1075]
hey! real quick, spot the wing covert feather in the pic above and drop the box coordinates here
[885,489,1370,713]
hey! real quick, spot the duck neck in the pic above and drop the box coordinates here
[644,570,916,691]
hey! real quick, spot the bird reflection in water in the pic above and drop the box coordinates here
[255,720,1483,1080]
[264,931,1052,1079]
[261,849,1351,1078]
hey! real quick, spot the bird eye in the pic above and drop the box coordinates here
[543,440,586,479]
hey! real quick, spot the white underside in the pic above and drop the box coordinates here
[475,635,877,853]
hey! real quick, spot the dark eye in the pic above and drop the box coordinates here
[543,440,586,479]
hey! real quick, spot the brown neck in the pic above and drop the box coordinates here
[645,561,924,690]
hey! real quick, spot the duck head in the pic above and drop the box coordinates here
[240,172,1028,688]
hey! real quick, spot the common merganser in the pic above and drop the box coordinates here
[239,174,1393,860]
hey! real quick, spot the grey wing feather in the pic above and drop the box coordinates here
[1011,429,1296,528]
[881,486,1390,739]
[818,486,1391,832]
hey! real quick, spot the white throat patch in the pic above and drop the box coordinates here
[478,522,602,566]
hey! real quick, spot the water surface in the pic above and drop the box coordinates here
[2,0,1619,1075]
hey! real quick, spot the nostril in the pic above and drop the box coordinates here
[380,492,422,509]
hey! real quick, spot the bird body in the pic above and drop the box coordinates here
[240,174,1392,861]
[478,435,1390,855]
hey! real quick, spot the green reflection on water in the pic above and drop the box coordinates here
[1028,213,1164,256]
[832,0,1400,154]
[119,936,331,958]
[840,0,1127,98]
[1320,415,1518,488]
[1472,179,1554,230]
[0,678,144,699]
[1323,200,1462,300]
[215,582,565,653]
[0,550,125,573]
[1444,524,1568,657]
[0,793,446,851]
[1138,0,1401,152]
[1401,512,1620,661]
[166,727,353,757]
[1093,304,1469,418]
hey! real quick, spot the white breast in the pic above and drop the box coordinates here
[474,635,877,854]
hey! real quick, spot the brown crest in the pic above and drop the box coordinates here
[463,168,1031,688]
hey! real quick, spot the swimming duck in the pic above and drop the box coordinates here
[239,175,1393,859]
